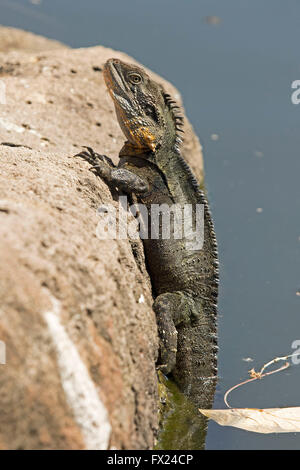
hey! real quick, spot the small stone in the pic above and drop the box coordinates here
[204,16,221,25]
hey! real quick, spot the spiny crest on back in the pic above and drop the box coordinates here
[162,92,184,154]
[163,91,219,290]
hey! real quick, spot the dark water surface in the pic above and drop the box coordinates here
[1,0,299,450]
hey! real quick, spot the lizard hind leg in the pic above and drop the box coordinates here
[153,291,198,375]
[153,292,184,375]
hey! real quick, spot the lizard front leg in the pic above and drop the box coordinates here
[75,146,148,194]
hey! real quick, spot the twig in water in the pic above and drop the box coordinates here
[223,352,299,408]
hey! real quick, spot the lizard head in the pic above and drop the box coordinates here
[103,58,182,155]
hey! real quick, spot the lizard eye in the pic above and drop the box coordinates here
[128,73,142,84]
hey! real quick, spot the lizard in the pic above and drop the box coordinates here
[76,58,219,410]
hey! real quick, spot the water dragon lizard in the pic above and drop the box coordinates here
[76,58,219,412]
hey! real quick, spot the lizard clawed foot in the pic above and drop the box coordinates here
[74,146,149,195]
[74,146,115,168]
[74,146,116,179]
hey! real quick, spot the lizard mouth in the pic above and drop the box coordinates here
[103,59,130,101]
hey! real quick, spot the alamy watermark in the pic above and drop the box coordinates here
[0,80,6,105]
[291,80,300,104]
[291,340,300,364]
[95,196,204,251]
[0,341,6,365]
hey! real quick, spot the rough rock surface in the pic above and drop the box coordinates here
[0,27,204,449]
[0,25,68,53]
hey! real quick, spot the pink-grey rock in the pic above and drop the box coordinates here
[0,25,68,52]
[0,27,204,449]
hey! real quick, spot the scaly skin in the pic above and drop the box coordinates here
[76,59,219,417]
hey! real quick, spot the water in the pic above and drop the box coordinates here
[1,0,299,449]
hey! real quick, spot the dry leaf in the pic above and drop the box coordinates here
[199,407,300,433]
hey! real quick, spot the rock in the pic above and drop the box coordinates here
[0,27,204,449]
[0,25,68,52]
